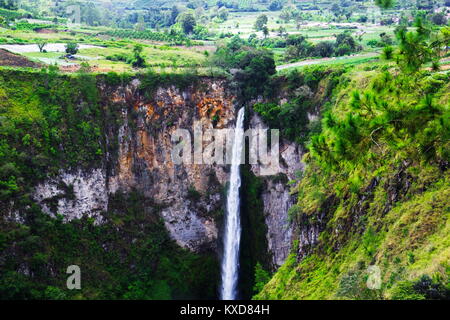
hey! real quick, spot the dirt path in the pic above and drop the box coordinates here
[276,52,379,71]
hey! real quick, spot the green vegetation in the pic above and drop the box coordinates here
[65,42,79,55]
[102,29,193,46]
[254,22,450,299]
[253,65,346,145]
[254,14,268,31]
[0,69,103,189]
[178,12,197,34]
[284,31,362,62]
[1,0,449,301]
[0,7,24,21]
[0,191,219,299]
[130,44,146,68]
[253,262,271,294]
[211,35,276,101]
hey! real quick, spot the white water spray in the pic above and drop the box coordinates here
[221,107,245,300]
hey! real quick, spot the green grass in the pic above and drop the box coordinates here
[254,61,450,300]
[256,180,449,300]
[0,27,208,73]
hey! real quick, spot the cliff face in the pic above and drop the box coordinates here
[248,113,303,267]
[32,78,237,253]
[29,76,303,267]
[24,80,310,281]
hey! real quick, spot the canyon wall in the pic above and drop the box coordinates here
[248,113,303,267]
[32,78,236,253]
[31,77,301,267]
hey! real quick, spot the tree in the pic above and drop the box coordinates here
[268,0,283,11]
[430,12,447,26]
[285,35,314,60]
[211,43,276,101]
[375,0,395,9]
[82,2,101,26]
[343,9,353,21]
[170,5,179,25]
[37,41,47,53]
[382,46,394,60]
[335,32,360,53]
[135,14,146,31]
[330,3,342,17]
[314,41,335,57]
[234,48,276,100]
[253,263,270,294]
[392,17,450,73]
[262,26,269,38]
[279,8,292,23]
[358,15,369,23]
[291,10,303,30]
[254,14,268,31]
[227,35,246,53]
[335,43,352,56]
[178,12,196,34]
[131,44,146,68]
[379,33,393,45]
[0,0,18,10]
[277,26,287,37]
[217,7,229,21]
[65,43,79,55]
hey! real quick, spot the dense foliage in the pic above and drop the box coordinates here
[212,36,276,101]
[254,46,450,301]
[0,191,219,299]
[285,32,362,61]
[253,65,346,146]
[239,167,270,299]
[103,29,192,46]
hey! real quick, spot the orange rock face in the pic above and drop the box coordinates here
[103,77,237,252]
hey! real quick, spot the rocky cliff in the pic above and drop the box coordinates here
[28,76,303,268]
[248,113,303,267]
[31,78,238,253]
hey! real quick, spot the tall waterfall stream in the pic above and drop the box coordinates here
[220,107,245,300]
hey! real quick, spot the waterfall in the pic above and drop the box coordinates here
[220,107,245,300]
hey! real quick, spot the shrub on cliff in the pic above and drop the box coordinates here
[65,42,79,55]
[211,36,276,101]
[130,44,146,68]
[253,263,270,294]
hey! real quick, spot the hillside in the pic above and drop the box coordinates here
[254,62,450,300]
[0,0,449,303]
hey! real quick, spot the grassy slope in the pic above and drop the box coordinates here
[256,180,449,300]
[255,63,450,300]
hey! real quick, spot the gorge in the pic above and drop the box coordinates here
[0,69,304,299]
[0,64,448,300]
